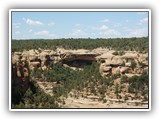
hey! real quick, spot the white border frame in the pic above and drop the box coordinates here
[9,9,151,111]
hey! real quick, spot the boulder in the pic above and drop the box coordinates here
[14,52,22,55]
[102,66,112,72]
[110,57,123,66]
[12,54,20,64]
[112,67,120,74]
[21,57,27,62]
[122,52,137,59]
[102,72,110,76]
[120,67,130,74]
[63,64,69,68]
[42,66,47,70]
[49,51,56,56]
[39,51,48,60]
[21,51,28,61]
[105,59,112,66]
[29,55,39,61]
[125,62,131,67]
[28,50,39,61]
[99,53,113,59]
[138,54,148,62]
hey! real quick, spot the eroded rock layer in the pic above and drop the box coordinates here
[12,60,30,104]
[12,48,148,76]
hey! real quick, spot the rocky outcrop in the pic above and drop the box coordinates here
[97,51,148,76]
[12,48,148,77]
[120,67,130,74]
[12,59,30,104]
[60,49,98,61]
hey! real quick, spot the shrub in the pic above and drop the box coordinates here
[131,60,137,70]
[112,51,119,55]
[121,75,128,83]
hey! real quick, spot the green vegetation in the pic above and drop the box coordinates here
[120,71,148,100]
[121,75,128,83]
[128,71,148,99]
[112,51,125,56]
[131,60,137,70]
[12,37,148,52]
[138,61,147,68]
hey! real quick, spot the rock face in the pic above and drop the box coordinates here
[12,59,30,104]
[12,48,148,77]
[60,49,98,61]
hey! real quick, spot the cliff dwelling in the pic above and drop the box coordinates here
[62,59,95,68]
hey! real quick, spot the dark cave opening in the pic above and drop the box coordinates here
[62,59,95,68]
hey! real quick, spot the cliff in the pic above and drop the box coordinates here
[12,48,148,77]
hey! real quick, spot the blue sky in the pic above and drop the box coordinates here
[12,11,148,39]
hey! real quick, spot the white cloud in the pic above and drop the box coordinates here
[13,23,21,28]
[72,29,87,36]
[130,28,148,37]
[65,29,87,38]
[137,17,148,25]
[23,18,44,26]
[48,22,55,26]
[99,25,109,30]
[28,29,33,32]
[101,19,109,22]
[34,30,55,36]
[34,31,48,35]
[140,17,148,23]
[123,26,148,37]
[96,25,120,36]
[99,29,120,36]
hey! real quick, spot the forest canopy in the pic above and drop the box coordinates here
[12,37,148,52]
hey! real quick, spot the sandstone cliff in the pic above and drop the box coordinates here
[12,48,148,77]
[12,59,30,104]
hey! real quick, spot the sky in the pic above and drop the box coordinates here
[12,11,149,39]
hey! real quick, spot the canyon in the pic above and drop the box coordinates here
[12,47,148,108]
